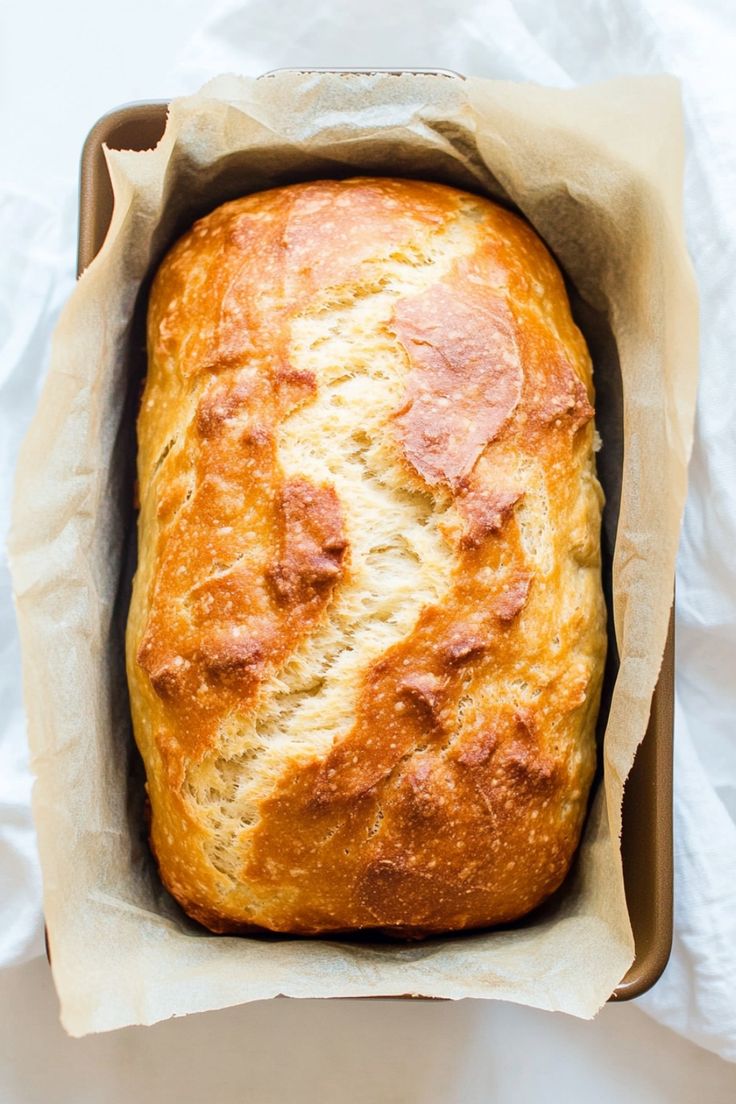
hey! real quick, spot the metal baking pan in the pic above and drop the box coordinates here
[75,84,674,1001]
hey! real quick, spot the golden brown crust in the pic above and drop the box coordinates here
[126,178,606,936]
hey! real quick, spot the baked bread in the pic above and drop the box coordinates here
[126,177,606,936]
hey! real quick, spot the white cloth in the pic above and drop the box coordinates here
[0,192,75,965]
[2,0,735,1062]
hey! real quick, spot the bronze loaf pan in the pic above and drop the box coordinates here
[76,89,674,1002]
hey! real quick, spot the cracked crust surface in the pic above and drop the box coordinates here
[126,177,606,936]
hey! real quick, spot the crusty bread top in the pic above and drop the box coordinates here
[126,178,606,936]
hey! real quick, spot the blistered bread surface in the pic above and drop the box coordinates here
[126,178,606,935]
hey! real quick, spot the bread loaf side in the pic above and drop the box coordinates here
[126,178,606,935]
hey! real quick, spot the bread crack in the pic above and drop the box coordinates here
[183,205,488,869]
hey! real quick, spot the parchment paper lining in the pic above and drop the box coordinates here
[9,71,697,1036]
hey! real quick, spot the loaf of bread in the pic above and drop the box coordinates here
[126,178,606,936]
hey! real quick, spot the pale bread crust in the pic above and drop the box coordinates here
[126,178,606,936]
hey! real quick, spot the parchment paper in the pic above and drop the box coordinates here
[8,71,698,1036]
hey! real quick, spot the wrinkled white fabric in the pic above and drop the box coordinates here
[644,701,736,1060]
[1,0,735,1062]
[0,190,76,966]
